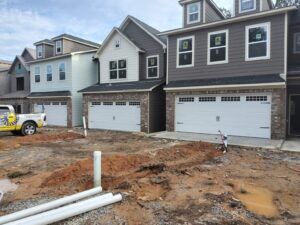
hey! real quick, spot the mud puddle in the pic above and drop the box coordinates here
[234,182,279,218]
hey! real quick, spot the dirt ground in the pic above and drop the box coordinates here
[0,128,299,225]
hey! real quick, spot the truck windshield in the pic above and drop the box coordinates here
[0,107,10,115]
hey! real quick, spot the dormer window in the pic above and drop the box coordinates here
[240,0,256,13]
[187,2,201,24]
[115,40,121,48]
[37,45,43,58]
[56,40,62,54]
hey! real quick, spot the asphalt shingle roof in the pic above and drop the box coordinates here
[28,91,72,98]
[165,74,285,88]
[79,79,165,93]
[52,33,100,48]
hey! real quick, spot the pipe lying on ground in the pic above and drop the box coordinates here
[0,187,102,225]
[7,193,122,225]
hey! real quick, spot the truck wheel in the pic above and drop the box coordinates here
[21,122,36,136]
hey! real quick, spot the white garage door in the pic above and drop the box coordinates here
[34,102,68,127]
[175,94,271,138]
[89,101,141,132]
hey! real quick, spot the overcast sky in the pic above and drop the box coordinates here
[0,0,258,60]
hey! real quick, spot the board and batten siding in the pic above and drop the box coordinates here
[98,32,139,84]
[168,14,286,82]
[30,57,72,93]
[71,52,98,126]
[122,20,165,80]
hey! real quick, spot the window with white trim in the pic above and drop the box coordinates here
[293,33,300,54]
[147,55,159,78]
[56,40,62,54]
[59,63,66,80]
[187,2,201,24]
[208,30,228,65]
[177,36,194,68]
[34,67,40,83]
[46,65,52,82]
[37,45,43,58]
[109,60,127,80]
[240,0,256,13]
[246,23,270,61]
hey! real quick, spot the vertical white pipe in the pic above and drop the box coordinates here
[94,151,101,187]
[82,116,87,137]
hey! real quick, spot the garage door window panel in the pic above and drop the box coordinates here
[199,97,216,102]
[208,30,228,65]
[246,23,270,61]
[177,36,194,68]
[147,55,159,78]
[246,96,268,102]
[116,102,126,106]
[221,96,240,102]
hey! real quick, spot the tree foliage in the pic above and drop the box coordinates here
[219,7,232,19]
[275,0,300,7]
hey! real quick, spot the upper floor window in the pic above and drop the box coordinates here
[115,40,121,48]
[18,63,21,70]
[109,59,127,80]
[34,67,40,83]
[293,33,300,54]
[246,22,270,61]
[59,63,66,80]
[37,45,43,58]
[187,2,201,24]
[208,30,228,65]
[240,0,256,13]
[16,77,24,91]
[177,36,194,68]
[56,40,62,54]
[46,65,52,82]
[147,55,159,78]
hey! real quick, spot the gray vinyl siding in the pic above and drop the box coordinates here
[234,0,260,17]
[0,71,10,95]
[149,85,166,132]
[183,0,204,28]
[205,1,223,23]
[22,51,34,62]
[288,9,300,67]
[168,14,285,82]
[44,44,54,58]
[10,73,30,92]
[62,39,96,54]
[122,21,165,80]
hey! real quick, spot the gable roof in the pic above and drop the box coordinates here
[8,55,28,73]
[179,0,225,19]
[23,48,36,60]
[95,27,145,57]
[34,39,54,46]
[120,15,167,48]
[52,33,100,48]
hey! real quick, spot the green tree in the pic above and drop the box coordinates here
[219,7,232,18]
[275,0,300,7]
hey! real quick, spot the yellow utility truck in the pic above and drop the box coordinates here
[0,105,47,135]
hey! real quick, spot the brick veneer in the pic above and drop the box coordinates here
[28,97,72,128]
[166,87,286,140]
[82,92,149,133]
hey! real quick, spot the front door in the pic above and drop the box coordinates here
[0,106,17,131]
[290,95,300,136]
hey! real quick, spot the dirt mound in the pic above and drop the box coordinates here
[41,154,151,188]
[0,132,83,151]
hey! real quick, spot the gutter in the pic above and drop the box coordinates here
[164,82,286,91]
[159,6,297,36]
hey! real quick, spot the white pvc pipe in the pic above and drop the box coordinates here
[94,151,101,187]
[0,187,102,225]
[8,194,122,225]
[82,116,87,137]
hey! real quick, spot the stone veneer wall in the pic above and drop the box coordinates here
[28,97,72,128]
[82,92,149,133]
[166,88,286,140]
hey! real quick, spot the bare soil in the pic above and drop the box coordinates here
[0,128,299,225]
